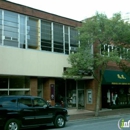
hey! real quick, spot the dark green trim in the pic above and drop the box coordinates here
[102,70,130,85]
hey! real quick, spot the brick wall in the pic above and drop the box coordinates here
[43,78,55,106]
[85,79,96,110]
[0,0,82,27]
[30,77,37,96]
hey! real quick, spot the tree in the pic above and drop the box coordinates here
[64,12,130,116]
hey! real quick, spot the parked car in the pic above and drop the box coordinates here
[0,95,69,130]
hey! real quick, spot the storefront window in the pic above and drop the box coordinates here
[66,80,76,108]
[102,85,130,108]
[0,76,30,96]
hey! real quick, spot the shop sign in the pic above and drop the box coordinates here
[87,89,92,104]
[112,82,130,85]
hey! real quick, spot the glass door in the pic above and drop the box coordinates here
[78,90,84,109]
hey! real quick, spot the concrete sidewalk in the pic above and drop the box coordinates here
[68,108,130,121]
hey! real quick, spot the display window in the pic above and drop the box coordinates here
[102,85,130,108]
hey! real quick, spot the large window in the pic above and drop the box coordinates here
[64,26,69,54]
[101,44,130,59]
[0,77,30,95]
[70,27,79,52]
[54,23,63,53]
[41,20,51,51]
[27,17,39,49]
[0,9,80,55]
[4,10,18,47]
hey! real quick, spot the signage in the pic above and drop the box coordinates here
[50,84,55,100]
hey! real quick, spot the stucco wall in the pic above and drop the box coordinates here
[0,46,70,77]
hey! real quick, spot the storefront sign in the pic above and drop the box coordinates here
[117,74,126,79]
[50,84,55,100]
[87,89,92,104]
[112,82,130,85]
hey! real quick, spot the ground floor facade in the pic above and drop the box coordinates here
[1,70,130,111]
[0,76,96,110]
[102,70,130,109]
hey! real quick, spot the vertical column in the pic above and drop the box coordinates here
[63,25,65,54]
[76,80,78,109]
[37,19,41,50]
[30,77,37,96]
[43,78,55,106]
[51,22,54,52]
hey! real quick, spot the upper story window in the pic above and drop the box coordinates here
[64,26,69,54]
[0,9,80,55]
[41,20,51,51]
[101,44,129,59]
[4,10,18,47]
[53,23,63,53]
[70,27,79,52]
[27,17,39,49]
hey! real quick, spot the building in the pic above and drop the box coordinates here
[122,12,130,23]
[100,44,130,109]
[0,0,96,110]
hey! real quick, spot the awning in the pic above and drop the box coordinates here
[102,70,130,85]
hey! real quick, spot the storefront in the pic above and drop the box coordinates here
[0,76,88,109]
[55,79,85,109]
[102,70,130,109]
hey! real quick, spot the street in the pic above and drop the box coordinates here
[27,114,130,130]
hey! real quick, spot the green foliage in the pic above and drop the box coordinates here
[64,12,130,116]
[64,12,130,80]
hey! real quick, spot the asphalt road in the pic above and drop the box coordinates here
[26,114,130,130]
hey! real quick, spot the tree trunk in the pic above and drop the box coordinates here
[95,82,101,116]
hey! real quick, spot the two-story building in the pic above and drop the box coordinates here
[0,0,96,110]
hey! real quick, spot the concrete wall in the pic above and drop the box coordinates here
[0,46,70,77]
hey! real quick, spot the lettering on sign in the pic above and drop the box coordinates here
[117,74,126,79]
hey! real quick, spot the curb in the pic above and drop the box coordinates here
[69,113,130,122]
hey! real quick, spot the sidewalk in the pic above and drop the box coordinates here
[68,108,130,121]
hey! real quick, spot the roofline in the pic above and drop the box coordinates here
[5,0,82,24]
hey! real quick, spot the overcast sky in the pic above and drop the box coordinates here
[8,0,130,21]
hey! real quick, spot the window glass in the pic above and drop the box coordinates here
[70,27,78,47]
[4,10,18,47]
[53,23,63,53]
[41,20,51,51]
[27,17,38,49]
[10,77,25,88]
[18,98,32,108]
[33,98,46,107]
[0,97,17,108]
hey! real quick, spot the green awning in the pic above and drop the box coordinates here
[102,70,130,85]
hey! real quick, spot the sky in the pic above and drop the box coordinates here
[8,0,130,21]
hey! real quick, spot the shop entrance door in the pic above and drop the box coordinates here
[78,90,84,109]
